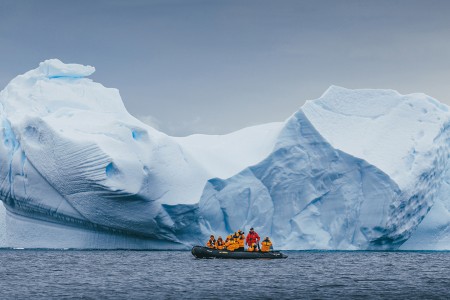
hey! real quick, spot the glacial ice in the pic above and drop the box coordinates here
[0,202,6,246]
[1,59,450,250]
[0,59,281,248]
[199,87,450,250]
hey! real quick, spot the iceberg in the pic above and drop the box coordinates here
[302,87,450,250]
[200,87,450,250]
[0,59,281,248]
[1,59,450,250]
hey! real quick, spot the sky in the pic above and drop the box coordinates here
[1,0,450,136]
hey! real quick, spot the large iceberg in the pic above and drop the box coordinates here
[1,59,449,250]
[0,59,282,248]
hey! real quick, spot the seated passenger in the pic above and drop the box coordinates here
[225,235,235,251]
[206,235,216,249]
[237,230,245,251]
[231,232,239,252]
[233,232,239,241]
[247,243,258,252]
[231,233,240,251]
[261,237,273,252]
[216,236,225,250]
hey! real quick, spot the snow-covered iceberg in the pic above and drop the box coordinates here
[200,87,450,250]
[0,59,281,248]
[1,59,450,250]
[302,87,450,250]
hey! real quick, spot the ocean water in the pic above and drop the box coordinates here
[0,250,449,299]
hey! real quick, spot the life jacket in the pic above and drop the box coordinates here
[261,240,272,252]
[232,239,239,251]
[226,239,235,251]
[206,238,216,249]
[216,239,224,250]
[247,245,255,252]
[238,235,245,248]
[230,234,238,249]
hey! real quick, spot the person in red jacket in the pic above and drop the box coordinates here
[246,227,260,249]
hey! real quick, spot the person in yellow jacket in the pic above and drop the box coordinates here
[231,232,240,251]
[247,243,258,252]
[233,231,241,251]
[261,237,273,252]
[206,235,216,249]
[215,236,225,250]
[225,235,235,251]
[237,230,245,251]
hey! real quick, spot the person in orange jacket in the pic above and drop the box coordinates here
[206,235,216,249]
[237,230,245,251]
[215,236,225,250]
[231,232,240,251]
[247,243,258,252]
[225,235,235,251]
[261,237,273,252]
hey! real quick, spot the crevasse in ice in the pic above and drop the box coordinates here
[1,60,449,250]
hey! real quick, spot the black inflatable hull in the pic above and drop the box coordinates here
[191,246,288,259]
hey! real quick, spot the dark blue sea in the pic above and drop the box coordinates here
[0,249,449,299]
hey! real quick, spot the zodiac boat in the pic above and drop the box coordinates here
[191,246,288,259]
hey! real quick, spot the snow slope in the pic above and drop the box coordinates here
[302,86,449,190]
[175,122,283,179]
[1,60,450,250]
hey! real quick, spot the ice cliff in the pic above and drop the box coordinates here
[1,59,450,250]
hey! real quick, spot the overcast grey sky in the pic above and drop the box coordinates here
[1,0,449,136]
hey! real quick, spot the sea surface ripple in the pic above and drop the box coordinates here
[0,250,449,299]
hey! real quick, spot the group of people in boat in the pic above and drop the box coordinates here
[206,227,273,252]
